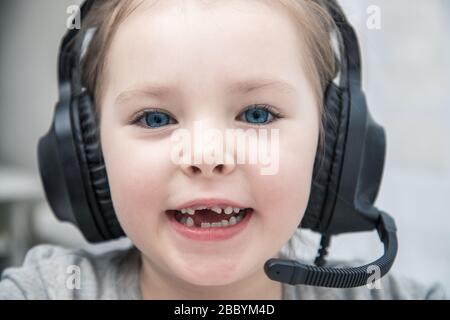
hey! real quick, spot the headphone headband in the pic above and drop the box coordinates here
[58,0,95,84]
[325,1,362,88]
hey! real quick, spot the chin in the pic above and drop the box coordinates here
[175,262,245,287]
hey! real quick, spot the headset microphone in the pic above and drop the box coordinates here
[38,0,398,289]
[265,211,397,287]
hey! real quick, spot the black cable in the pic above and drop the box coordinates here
[314,234,331,267]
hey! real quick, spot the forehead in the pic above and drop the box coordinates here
[104,0,308,96]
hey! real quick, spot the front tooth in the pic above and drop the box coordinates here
[197,205,207,210]
[221,219,229,226]
[224,207,233,215]
[211,206,222,214]
[186,217,194,227]
[187,208,195,215]
[229,216,237,225]
[233,207,240,213]
[211,222,221,228]
[181,208,187,214]
[201,222,211,228]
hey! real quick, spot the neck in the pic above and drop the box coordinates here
[139,255,283,300]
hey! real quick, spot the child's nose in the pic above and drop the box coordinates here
[177,119,237,178]
[179,139,236,178]
[179,160,236,179]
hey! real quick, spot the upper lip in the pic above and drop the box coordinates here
[170,198,252,211]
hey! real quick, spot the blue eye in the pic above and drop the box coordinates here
[132,104,283,129]
[145,112,170,128]
[240,104,283,125]
[133,110,176,129]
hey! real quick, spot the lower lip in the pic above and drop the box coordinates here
[167,209,253,242]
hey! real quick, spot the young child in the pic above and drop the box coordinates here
[0,0,446,299]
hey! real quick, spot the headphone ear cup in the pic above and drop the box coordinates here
[301,83,349,233]
[76,91,125,240]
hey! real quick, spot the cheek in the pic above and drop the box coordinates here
[251,123,318,238]
[100,127,173,239]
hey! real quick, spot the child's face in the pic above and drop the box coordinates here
[100,0,319,287]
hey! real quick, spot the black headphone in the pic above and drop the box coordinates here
[38,0,398,288]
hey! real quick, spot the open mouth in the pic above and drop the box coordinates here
[165,207,254,229]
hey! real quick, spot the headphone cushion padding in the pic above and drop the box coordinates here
[77,91,125,239]
[301,83,346,232]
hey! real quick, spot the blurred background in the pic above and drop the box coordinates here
[0,0,449,296]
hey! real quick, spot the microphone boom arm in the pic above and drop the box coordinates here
[264,211,398,288]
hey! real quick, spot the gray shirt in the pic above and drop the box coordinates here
[0,244,446,300]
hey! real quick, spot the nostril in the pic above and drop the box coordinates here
[191,166,201,174]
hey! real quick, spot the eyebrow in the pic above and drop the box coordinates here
[226,78,297,94]
[114,84,173,105]
[114,78,297,105]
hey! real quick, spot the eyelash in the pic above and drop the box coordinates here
[130,104,285,129]
[130,107,177,128]
[242,104,285,125]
